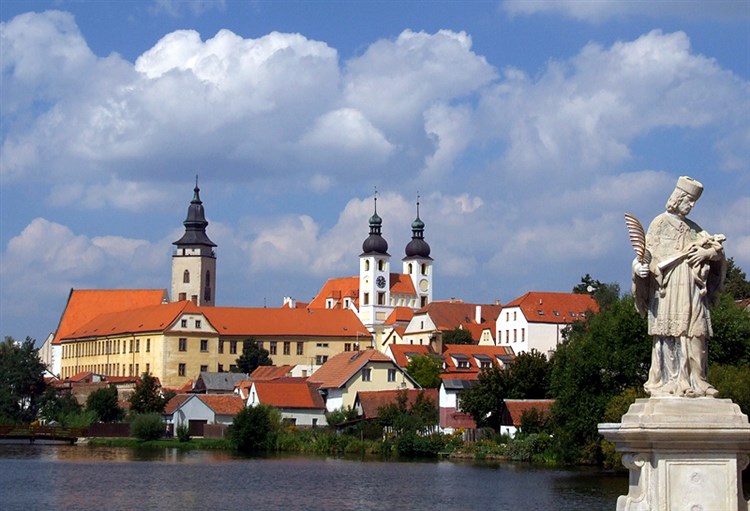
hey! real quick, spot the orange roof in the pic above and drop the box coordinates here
[389,273,417,295]
[308,349,394,389]
[196,394,245,415]
[61,301,198,340]
[53,289,168,344]
[249,365,295,381]
[164,393,192,415]
[415,302,503,332]
[384,307,414,325]
[308,277,360,309]
[387,344,434,368]
[502,399,555,427]
[382,326,407,346]
[504,292,598,324]
[252,381,325,409]
[67,371,95,383]
[442,344,515,372]
[356,389,438,420]
[201,307,368,337]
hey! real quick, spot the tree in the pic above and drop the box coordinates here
[234,338,272,374]
[442,327,474,345]
[459,366,509,431]
[573,274,620,311]
[38,387,82,423]
[708,292,750,367]
[0,336,46,423]
[723,258,750,300]
[504,350,552,399]
[377,390,438,436]
[231,404,281,452]
[709,364,750,416]
[86,386,124,423]
[130,413,165,441]
[405,354,442,388]
[129,373,170,414]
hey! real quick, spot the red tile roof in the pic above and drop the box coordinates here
[307,349,394,389]
[387,344,433,369]
[384,307,414,325]
[249,365,295,381]
[202,307,368,337]
[197,394,245,416]
[389,273,417,295]
[415,302,503,333]
[252,381,325,409]
[503,292,598,324]
[66,371,95,383]
[61,301,198,340]
[442,344,515,373]
[502,399,555,427]
[53,289,168,344]
[164,393,192,415]
[308,277,360,309]
[356,389,438,420]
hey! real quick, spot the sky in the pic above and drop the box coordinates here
[1,0,748,345]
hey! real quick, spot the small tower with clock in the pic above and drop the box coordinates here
[359,194,391,332]
[402,198,432,308]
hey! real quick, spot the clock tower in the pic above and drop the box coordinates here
[359,195,391,333]
[402,198,432,308]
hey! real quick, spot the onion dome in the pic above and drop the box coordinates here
[404,200,432,259]
[361,196,389,255]
[173,179,216,248]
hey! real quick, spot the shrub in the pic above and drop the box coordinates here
[176,423,191,442]
[130,413,164,441]
[231,405,281,453]
[396,432,446,458]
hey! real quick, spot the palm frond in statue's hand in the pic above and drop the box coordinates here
[624,213,650,264]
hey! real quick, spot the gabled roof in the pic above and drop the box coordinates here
[201,307,368,337]
[384,307,414,325]
[252,380,325,409]
[53,289,168,344]
[356,389,438,420]
[61,301,198,340]
[195,394,245,416]
[164,393,192,415]
[502,399,555,427]
[387,344,433,369]
[413,301,503,333]
[249,365,295,381]
[194,372,249,392]
[382,327,407,347]
[503,292,598,324]
[307,349,395,389]
[442,344,515,372]
[308,277,360,309]
[389,273,417,295]
[66,371,96,383]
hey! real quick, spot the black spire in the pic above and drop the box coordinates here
[173,177,217,248]
[404,195,431,259]
[361,191,389,255]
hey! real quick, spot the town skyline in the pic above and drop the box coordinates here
[1,1,748,345]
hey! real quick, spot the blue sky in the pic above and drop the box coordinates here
[1,0,748,345]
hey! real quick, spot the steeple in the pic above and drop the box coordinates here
[361,192,389,255]
[402,194,433,309]
[404,197,431,259]
[174,177,216,248]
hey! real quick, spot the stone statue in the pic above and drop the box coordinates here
[629,176,726,398]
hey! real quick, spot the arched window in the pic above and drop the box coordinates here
[183,270,190,283]
[364,260,370,271]
[378,259,385,271]
[408,263,413,274]
[206,270,211,285]
[421,263,427,275]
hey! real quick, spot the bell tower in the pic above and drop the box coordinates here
[402,197,432,308]
[359,193,391,329]
[171,178,216,306]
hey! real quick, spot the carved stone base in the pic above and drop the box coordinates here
[599,398,750,511]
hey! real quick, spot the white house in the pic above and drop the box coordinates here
[170,393,245,436]
[243,379,327,427]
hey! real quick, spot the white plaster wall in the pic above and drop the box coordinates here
[174,396,216,428]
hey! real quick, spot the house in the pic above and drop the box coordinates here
[307,349,420,412]
[354,388,439,422]
[495,292,598,356]
[170,394,245,436]
[439,375,477,433]
[442,344,515,375]
[248,365,296,381]
[192,371,249,393]
[244,378,327,427]
[402,300,503,350]
[500,399,555,438]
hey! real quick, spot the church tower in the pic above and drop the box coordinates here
[171,179,216,306]
[402,198,432,308]
[359,195,391,330]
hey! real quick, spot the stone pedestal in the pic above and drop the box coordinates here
[599,398,750,511]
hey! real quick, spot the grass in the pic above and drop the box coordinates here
[87,437,233,450]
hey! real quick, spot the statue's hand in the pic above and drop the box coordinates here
[687,246,712,266]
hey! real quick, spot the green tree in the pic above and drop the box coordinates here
[504,350,552,399]
[442,327,474,345]
[130,413,165,441]
[38,388,82,423]
[723,258,750,300]
[0,336,46,423]
[234,338,273,374]
[459,366,509,431]
[405,354,442,388]
[709,292,750,367]
[377,390,438,436]
[231,404,281,452]
[129,372,171,414]
[573,274,621,311]
[86,386,124,423]
[709,364,750,416]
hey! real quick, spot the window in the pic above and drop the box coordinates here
[296,342,303,355]
[408,263,413,274]
[457,360,469,369]
[200,339,208,352]
[315,355,328,365]
[218,364,224,372]
[344,343,352,352]
[387,368,396,382]
[421,263,427,275]
[204,286,211,301]
[179,338,187,351]
[316,343,329,348]
[195,320,202,328]
[269,342,277,355]
[513,329,517,342]
[363,292,370,305]
[145,363,150,374]
[135,364,139,376]
[378,259,385,271]
[506,312,509,321]
[480,360,491,369]
[364,260,370,271]
[513,311,517,321]
[135,339,140,352]
[146,339,150,352]
[229,364,237,372]
[522,329,525,342]
[200,365,208,373]
[421,296,427,307]
[206,270,211,285]
[129,339,133,353]
[377,292,385,305]
[362,368,372,382]
[179,292,186,301]
[178,363,186,377]
[191,295,197,304]
[129,364,133,376]
[218,340,224,354]
[183,270,190,283]
[506,331,510,343]
[230,341,237,354]
[283,342,290,355]
[181,319,188,328]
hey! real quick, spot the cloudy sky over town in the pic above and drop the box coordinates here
[1,0,748,344]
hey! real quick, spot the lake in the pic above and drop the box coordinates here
[1,443,628,510]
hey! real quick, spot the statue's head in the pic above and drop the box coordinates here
[666,176,703,216]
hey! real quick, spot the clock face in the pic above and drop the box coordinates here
[376,276,386,289]
[419,279,429,292]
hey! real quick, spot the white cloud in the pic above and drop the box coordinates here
[48,178,171,211]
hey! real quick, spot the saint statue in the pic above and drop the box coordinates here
[630,176,726,397]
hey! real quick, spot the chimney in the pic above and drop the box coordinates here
[283,296,296,308]
[475,305,482,324]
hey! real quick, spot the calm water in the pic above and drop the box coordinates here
[0,444,628,511]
